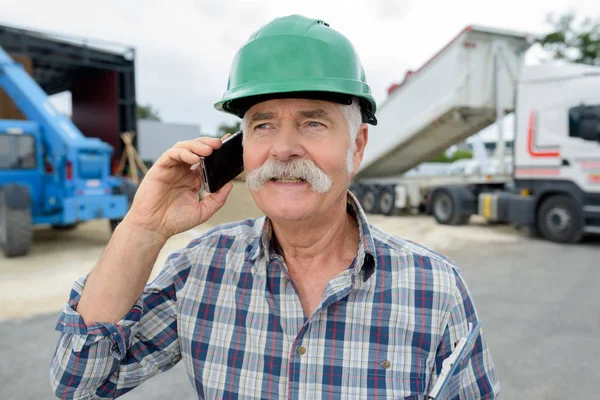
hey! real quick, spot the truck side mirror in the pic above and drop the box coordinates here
[578,107,600,142]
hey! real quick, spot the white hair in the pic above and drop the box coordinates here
[340,97,362,174]
[241,96,363,175]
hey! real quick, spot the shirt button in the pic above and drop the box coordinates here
[381,360,391,369]
[296,345,306,355]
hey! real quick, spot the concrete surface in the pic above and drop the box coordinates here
[1,182,599,399]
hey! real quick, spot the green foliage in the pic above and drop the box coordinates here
[137,104,161,121]
[452,149,474,160]
[217,120,241,137]
[428,149,473,163]
[539,11,600,65]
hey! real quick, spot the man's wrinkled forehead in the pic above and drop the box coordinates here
[244,98,340,123]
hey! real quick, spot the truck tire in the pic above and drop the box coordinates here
[432,189,470,225]
[378,186,396,216]
[52,223,78,230]
[536,195,583,244]
[0,191,32,258]
[361,186,378,214]
[110,180,138,232]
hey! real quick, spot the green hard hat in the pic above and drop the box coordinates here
[214,14,377,125]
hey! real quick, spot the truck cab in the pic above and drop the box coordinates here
[0,120,44,210]
[511,64,600,242]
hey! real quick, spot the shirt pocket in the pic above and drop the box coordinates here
[366,351,430,399]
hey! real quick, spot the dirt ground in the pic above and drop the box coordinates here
[0,181,519,322]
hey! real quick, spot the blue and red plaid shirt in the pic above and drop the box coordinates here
[50,193,499,399]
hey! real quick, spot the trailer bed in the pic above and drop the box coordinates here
[356,25,535,179]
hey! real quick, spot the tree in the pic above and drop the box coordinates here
[539,11,600,66]
[137,104,161,121]
[217,120,241,137]
[428,149,473,163]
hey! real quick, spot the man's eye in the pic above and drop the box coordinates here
[308,121,324,127]
[256,123,270,130]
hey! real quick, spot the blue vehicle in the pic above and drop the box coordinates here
[0,45,136,257]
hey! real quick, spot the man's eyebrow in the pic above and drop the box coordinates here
[296,108,329,119]
[249,112,275,123]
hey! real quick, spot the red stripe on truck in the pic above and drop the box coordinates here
[527,111,560,158]
[589,174,600,183]
[579,161,600,170]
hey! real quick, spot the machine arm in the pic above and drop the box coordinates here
[0,45,110,152]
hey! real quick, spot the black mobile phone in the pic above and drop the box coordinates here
[200,131,244,193]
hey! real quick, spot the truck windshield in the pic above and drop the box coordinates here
[0,134,37,169]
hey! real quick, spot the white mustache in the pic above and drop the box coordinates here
[245,159,333,193]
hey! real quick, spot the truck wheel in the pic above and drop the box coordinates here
[432,190,470,225]
[361,187,378,214]
[536,195,583,243]
[52,223,78,230]
[0,192,32,257]
[110,180,138,232]
[378,186,396,216]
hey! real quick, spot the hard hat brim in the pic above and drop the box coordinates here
[214,78,377,125]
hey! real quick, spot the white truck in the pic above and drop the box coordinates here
[351,25,600,243]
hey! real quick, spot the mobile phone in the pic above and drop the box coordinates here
[200,131,244,193]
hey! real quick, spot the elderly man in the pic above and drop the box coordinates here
[51,15,499,399]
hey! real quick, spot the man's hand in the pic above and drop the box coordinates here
[123,135,234,240]
[77,134,235,325]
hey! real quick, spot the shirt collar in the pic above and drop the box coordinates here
[347,190,377,282]
[249,191,378,281]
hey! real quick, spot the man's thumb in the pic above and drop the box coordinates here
[199,183,233,218]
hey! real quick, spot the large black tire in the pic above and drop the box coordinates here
[378,186,396,216]
[536,195,583,244]
[109,219,120,232]
[361,186,378,214]
[51,223,78,231]
[109,180,138,232]
[0,191,32,258]
[432,189,470,225]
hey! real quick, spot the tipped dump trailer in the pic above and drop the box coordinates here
[356,25,533,179]
[352,25,600,243]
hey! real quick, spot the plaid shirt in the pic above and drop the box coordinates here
[51,193,499,399]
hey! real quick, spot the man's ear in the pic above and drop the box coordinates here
[351,124,369,176]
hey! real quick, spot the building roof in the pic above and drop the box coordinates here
[0,21,135,95]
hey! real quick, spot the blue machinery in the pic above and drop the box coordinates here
[0,45,135,257]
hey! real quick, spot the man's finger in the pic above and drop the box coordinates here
[188,141,214,157]
[194,136,224,148]
[158,148,201,168]
[163,142,215,165]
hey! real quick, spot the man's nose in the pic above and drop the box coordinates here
[269,127,305,161]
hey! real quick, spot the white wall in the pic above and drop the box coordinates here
[137,119,201,164]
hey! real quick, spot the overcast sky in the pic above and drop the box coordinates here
[1,0,599,134]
